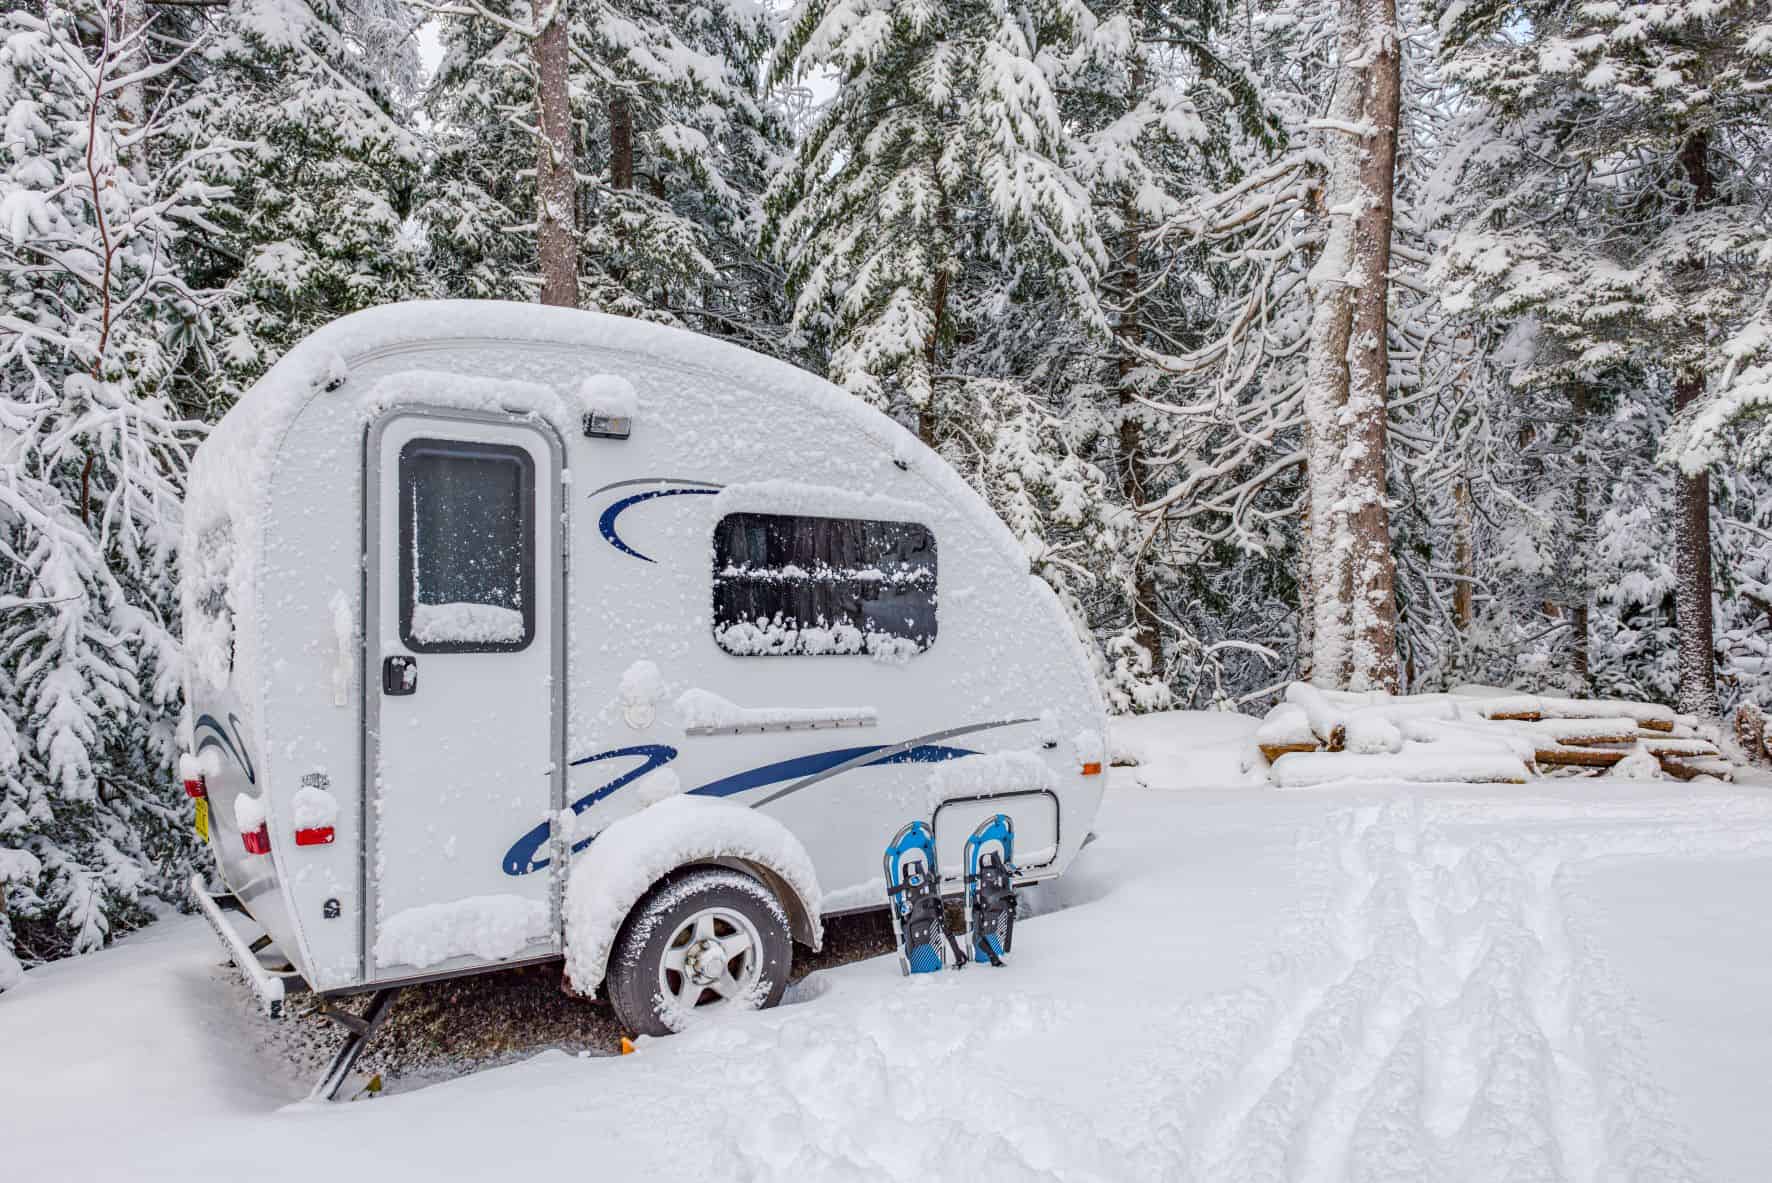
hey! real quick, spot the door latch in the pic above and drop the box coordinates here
[382,655,417,695]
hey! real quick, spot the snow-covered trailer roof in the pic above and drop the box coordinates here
[182,300,1075,710]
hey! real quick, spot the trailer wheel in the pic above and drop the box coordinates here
[607,867,792,1037]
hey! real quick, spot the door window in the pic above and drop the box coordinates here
[399,439,535,653]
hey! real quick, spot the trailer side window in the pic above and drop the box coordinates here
[399,439,535,653]
[712,513,936,657]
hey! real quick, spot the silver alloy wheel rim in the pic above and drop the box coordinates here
[657,905,764,1019]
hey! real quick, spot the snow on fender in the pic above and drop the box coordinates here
[562,795,823,997]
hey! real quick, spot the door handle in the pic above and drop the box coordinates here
[383,655,418,695]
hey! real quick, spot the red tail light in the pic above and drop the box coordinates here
[295,826,335,847]
[183,775,207,799]
[241,825,272,855]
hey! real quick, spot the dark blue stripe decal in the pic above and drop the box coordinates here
[194,712,255,785]
[499,742,976,876]
[598,487,719,562]
[685,744,977,799]
[502,744,677,874]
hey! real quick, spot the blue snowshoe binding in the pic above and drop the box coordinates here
[962,814,1018,967]
[883,821,963,975]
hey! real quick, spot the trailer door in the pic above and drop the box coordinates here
[365,410,564,980]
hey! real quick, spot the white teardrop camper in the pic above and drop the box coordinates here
[180,302,1107,1082]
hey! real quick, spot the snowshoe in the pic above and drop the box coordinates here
[962,814,1018,967]
[883,821,963,975]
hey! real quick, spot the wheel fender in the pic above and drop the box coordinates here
[562,796,824,996]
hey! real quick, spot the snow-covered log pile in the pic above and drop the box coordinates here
[1255,684,1732,787]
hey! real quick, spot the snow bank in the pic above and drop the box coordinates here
[1110,710,1267,790]
[563,796,821,995]
[373,895,551,970]
[675,688,876,732]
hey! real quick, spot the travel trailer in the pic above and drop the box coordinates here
[180,301,1107,1091]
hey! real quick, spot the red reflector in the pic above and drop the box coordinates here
[241,824,272,855]
[1081,762,1102,776]
[183,776,207,799]
[295,826,335,847]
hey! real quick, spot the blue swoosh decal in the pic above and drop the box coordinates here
[194,712,256,785]
[499,742,976,876]
[599,487,719,562]
[502,744,678,874]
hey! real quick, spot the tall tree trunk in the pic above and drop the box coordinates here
[533,0,578,308]
[919,263,946,448]
[1297,484,1315,683]
[610,94,634,192]
[919,173,950,449]
[1452,476,1473,633]
[1112,56,1163,677]
[1568,384,1591,690]
[1674,372,1719,715]
[1674,129,1719,716]
[1304,0,1402,692]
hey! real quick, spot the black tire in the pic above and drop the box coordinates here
[607,866,792,1037]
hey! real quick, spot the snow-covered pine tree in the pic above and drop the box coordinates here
[768,0,1234,709]
[766,0,1110,444]
[417,2,537,302]
[419,0,792,346]
[1,0,226,979]
[1046,0,1284,701]
[1432,0,1772,717]
[175,0,426,396]
[576,0,787,343]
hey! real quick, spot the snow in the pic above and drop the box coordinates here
[1271,748,1530,787]
[1112,709,1267,788]
[10,727,1772,1180]
[408,602,524,646]
[562,796,822,996]
[619,659,666,705]
[233,792,266,832]
[709,479,934,526]
[577,373,638,420]
[290,784,338,831]
[923,749,1055,809]
[1254,702,1314,748]
[328,589,353,707]
[373,894,550,970]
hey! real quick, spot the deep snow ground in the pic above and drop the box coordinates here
[6,714,1772,1181]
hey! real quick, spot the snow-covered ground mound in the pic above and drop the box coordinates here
[5,750,1772,1180]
